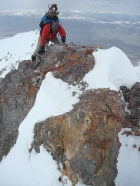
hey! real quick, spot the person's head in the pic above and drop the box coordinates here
[49,4,58,11]
[48,4,59,16]
[52,22,60,33]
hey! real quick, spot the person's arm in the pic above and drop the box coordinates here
[59,25,66,37]
[59,25,66,43]
[41,24,49,46]
[38,24,50,54]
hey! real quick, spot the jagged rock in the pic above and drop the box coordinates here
[0,43,126,185]
[37,44,96,85]
[132,125,139,133]
[122,115,133,128]
[0,44,99,161]
[31,89,125,186]
[121,82,140,129]
[0,61,42,160]
[130,83,140,125]
[134,131,140,136]
[120,86,130,102]
[122,130,132,136]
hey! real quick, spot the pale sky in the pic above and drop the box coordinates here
[0,0,140,13]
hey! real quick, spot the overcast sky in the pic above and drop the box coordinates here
[0,0,140,13]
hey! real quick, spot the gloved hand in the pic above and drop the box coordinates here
[38,46,45,54]
[61,36,66,44]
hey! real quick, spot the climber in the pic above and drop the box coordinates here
[31,4,66,61]
[31,22,66,61]
[39,4,59,35]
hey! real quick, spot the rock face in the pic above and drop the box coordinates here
[0,44,98,161]
[0,61,41,160]
[31,89,125,186]
[120,83,140,135]
[0,43,125,185]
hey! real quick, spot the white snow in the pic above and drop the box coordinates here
[84,47,138,90]
[0,30,39,78]
[0,72,81,186]
[115,131,140,186]
[0,31,140,186]
[134,62,140,82]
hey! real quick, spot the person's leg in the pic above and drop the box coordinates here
[34,37,61,54]
[32,36,49,61]
[32,36,41,56]
[51,37,61,44]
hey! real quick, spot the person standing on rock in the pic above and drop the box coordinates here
[31,4,66,61]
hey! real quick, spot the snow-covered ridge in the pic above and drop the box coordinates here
[1,10,140,28]
[0,9,44,17]
[0,30,140,186]
[60,17,140,27]
[1,9,140,16]
[0,30,39,78]
[70,10,140,16]
[0,30,140,84]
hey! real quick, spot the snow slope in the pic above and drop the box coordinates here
[134,62,140,82]
[0,31,140,186]
[0,30,39,78]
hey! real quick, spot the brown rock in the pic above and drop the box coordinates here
[134,131,140,136]
[133,144,137,148]
[0,43,126,186]
[86,49,94,54]
[0,44,98,161]
[31,89,125,186]
[122,130,132,136]
[120,83,140,135]
[132,125,139,133]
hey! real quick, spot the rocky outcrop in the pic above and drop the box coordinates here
[0,60,42,160]
[120,83,140,135]
[0,44,98,161]
[35,43,97,86]
[0,43,126,185]
[30,89,125,186]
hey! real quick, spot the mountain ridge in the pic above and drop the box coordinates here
[0,43,123,186]
[0,31,140,186]
[1,10,140,65]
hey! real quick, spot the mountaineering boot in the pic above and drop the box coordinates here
[38,46,45,54]
[31,55,36,61]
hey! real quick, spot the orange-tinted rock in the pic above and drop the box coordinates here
[122,130,132,136]
[0,43,125,186]
[31,89,125,186]
[0,44,97,161]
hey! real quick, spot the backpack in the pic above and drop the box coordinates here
[39,4,59,35]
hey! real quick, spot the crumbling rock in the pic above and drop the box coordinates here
[0,44,99,161]
[120,83,140,134]
[0,43,125,185]
[36,44,97,85]
[31,89,125,186]
[0,61,41,160]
